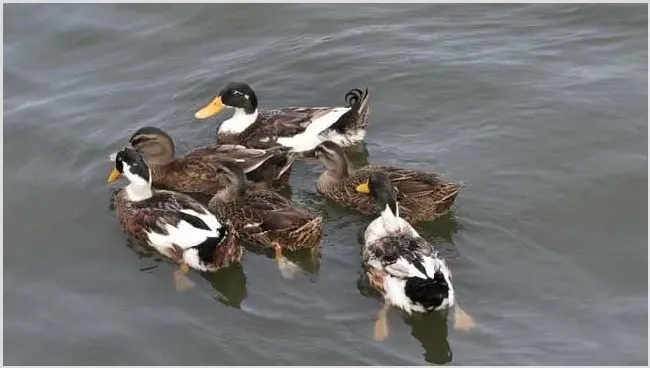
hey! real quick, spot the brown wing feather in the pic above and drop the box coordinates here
[150,146,290,194]
[243,191,313,233]
[153,159,224,195]
[319,165,462,225]
[186,145,273,166]
[209,189,321,251]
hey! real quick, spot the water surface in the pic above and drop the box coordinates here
[3,4,648,365]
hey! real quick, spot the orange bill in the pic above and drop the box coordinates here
[108,168,121,183]
[195,96,226,119]
[356,181,370,194]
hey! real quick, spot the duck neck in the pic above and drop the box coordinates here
[378,201,402,233]
[125,182,153,201]
[325,151,352,178]
[219,108,259,134]
[380,202,400,221]
[210,174,247,206]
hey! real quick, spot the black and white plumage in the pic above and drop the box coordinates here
[363,235,454,314]
[108,148,242,273]
[194,82,370,152]
[361,171,455,314]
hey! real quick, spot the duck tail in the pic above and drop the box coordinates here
[437,180,464,207]
[275,152,297,182]
[196,230,242,269]
[330,87,371,134]
[345,87,370,113]
[404,270,451,311]
[249,151,296,185]
[291,216,324,250]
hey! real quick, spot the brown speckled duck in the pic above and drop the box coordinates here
[108,148,242,291]
[194,82,370,152]
[113,126,295,196]
[313,141,463,225]
[207,162,323,277]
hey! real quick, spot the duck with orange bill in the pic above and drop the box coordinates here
[107,148,242,291]
[358,171,475,341]
[313,141,463,225]
[194,82,370,152]
[111,126,295,196]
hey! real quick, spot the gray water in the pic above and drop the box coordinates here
[3,4,648,365]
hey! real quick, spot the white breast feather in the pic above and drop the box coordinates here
[219,109,258,134]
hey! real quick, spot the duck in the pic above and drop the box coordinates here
[108,147,243,291]
[207,162,323,277]
[194,82,370,152]
[113,126,295,197]
[358,171,474,341]
[313,141,463,225]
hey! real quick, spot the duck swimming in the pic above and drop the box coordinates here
[358,171,474,340]
[115,126,295,196]
[194,82,370,152]
[313,141,463,225]
[108,148,242,291]
[207,162,323,277]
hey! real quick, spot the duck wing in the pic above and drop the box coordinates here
[252,107,348,141]
[365,235,435,279]
[186,145,281,174]
[131,191,225,250]
[357,165,444,199]
[243,190,314,234]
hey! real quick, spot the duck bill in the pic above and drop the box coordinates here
[356,181,370,194]
[108,168,121,183]
[195,96,226,119]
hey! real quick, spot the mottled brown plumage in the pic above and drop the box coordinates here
[314,141,463,225]
[121,126,294,195]
[207,163,323,254]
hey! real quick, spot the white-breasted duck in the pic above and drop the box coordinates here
[194,82,370,152]
[359,171,474,340]
[108,148,242,291]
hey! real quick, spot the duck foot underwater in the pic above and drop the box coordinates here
[374,302,391,341]
[273,243,303,279]
[173,263,196,292]
[453,303,475,332]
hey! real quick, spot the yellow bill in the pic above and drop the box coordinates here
[356,181,370,194]
[108,168,121,183]
[195,96,226,119]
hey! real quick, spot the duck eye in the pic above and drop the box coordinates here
[232,90,249,100]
